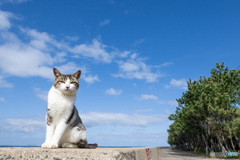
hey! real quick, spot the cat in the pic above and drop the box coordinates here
[41,68,98,149]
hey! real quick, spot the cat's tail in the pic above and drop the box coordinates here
[77,139,98,149]
[85,143,98,149]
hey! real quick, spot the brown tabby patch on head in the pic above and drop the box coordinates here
[53,75,79,89]
[53,68,81,89]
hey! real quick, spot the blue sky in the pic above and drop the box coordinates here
[0,0,239,147]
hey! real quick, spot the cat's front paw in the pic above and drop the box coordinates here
[41,142,49,148]
[41,142,58,149]
[48,143,59,149]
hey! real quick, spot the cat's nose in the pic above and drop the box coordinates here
[66,86,70,89]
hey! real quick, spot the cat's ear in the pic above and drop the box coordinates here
[53,68,62,79]
[73,70,81,80]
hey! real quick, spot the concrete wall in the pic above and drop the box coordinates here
[0,147,160,160]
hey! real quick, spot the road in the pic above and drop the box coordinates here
[158,147,217,160]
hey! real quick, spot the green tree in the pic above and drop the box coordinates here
[168,62,240,154]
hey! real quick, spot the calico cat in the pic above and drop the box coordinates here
[41,68,98,149]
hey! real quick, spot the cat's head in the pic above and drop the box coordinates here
[53,68,81,95]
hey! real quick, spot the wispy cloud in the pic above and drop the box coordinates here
[70,39,112,63]
[0,16,62,80]
[105,88,122,95]
[0,10,14,30]
[55,62,80,75]
[0,76,14,88]
[114,53,162,82]
[137,94,158,100]
[20,27,64,51]
[0,9,166,87]
[0,118,45,133]
[0,0,28,4]
[0,97,7,103]
[0,111,168,133]
[107,0,116,5]
[81,111,168,127]
[34,88,48,102]
[99,19,111,27]
[136,94,177,106]
[0,10,104,84]
[0,42,54,79]
[156,100,178,106]
[82,74,100,84]
[134,109,153,113]
[165,78,188,90]
[155,62,173,68]
[131,38,145,47]
[66,36,79,42]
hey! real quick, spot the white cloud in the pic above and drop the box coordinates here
[0,76,14,88]
[168,78,188,90]
[137,94,158,100]
[136,94,177,106]
[0,43,54,79]
[0,118,45,133]
[0,0,28,4]
[134,109,153,113]
[114,54,162,82]
[105,88,122,95]
[0,10,100,84]
[20,28,55,51]
[0,97,7,103]
[81,111,168,127]
[0,9,163,86]
[99,19,111,27]
[132,38,145,47]
[82,74,100,84]
[119,61,139,72]
[70,39,112,63]
[0,10,14,30]
[34,88,48,102]
[155,62,173,68]
[66,36,79,42]
[156,100,178,106]
[130,53,137,59]
[117,51,131,58]
[0,16,61,80]
[55,62,80,75]
[20,27,66,52]
[0,111,168,139]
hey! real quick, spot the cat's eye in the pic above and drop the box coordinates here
[59,81,65,83]
[70,82,77,84]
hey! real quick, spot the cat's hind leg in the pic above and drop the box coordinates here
[61,124,98,149]
[70,124,98,149]
[60,124,87,147]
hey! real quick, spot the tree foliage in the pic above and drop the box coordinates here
[168,62,240,153]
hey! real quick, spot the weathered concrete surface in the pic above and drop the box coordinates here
[0,147,160,160]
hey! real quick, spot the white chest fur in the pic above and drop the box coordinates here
[48,86,76,124]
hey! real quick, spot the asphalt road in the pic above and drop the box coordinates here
[158,147,216,160]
